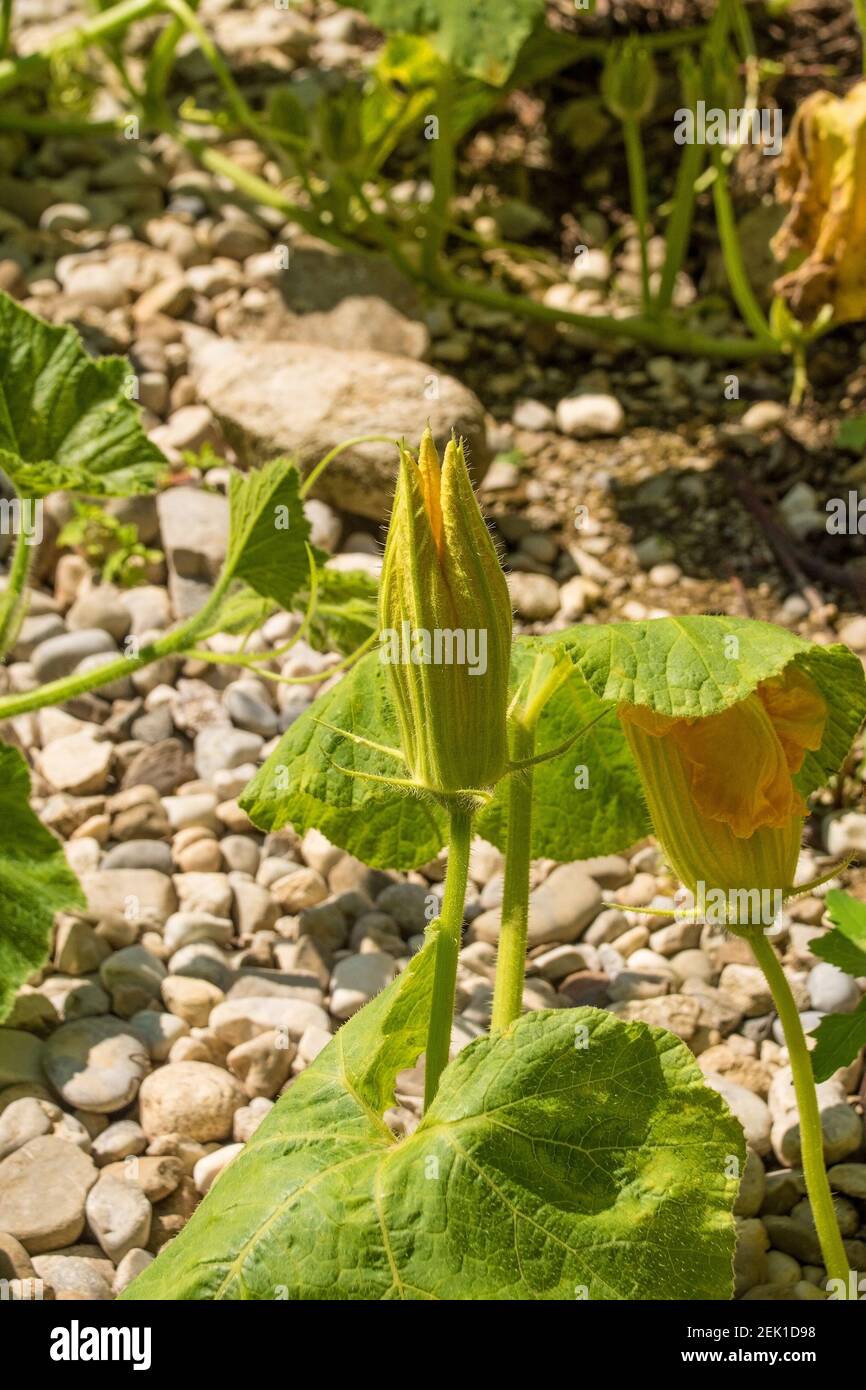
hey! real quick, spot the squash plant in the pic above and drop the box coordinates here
[1,295,864,1299]
[127,442,865,1301]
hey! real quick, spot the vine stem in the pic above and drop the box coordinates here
[423,806,473,1111]
[710,150,776,347]
[423,73,455,281]
[622,116,652,312]
[490,723,535,1034]
[0,571,231,721]
[0,0,159,94]
[0,520,34,662]
[750,931,852,1294]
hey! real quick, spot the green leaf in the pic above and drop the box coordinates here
[123,939,743,1301]
[810,1000,866,1083]
[476,636,650,858]
[306,566,380,655]
[810,890,866,979]
[0,743,85,1021]
[0,290,166,498]
[352,0,546,85]
[225,459,314,610]
[241,649,448,870]
[561,617,866,800]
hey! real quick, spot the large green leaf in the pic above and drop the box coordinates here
[240,635,648,869]
[123,937,742,1301]
[241,648,448,869]
[225,459,314,611]
[0,743,85,1020]
[0,291,166,497]
[476,636,650,858]
[353,0,546,84]
[561,618,866,800]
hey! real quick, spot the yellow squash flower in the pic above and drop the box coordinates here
[619,666,827,926]
[378,429,512,800]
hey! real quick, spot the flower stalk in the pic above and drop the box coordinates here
[750,931,853,1293]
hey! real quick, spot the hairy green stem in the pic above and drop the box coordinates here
[300,434,397,500]
[0,573,230,721]
[0,523,33,662]
[710,152,775,346]
[433,269,773,360]
[424,807,473,1110]
[491,723,535,1034]
[622,116,652,312]
[750,931,852,1293]
[423,74,455,281]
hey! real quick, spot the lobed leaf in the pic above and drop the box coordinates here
[476,635,650,858]
[0,291,166,498]
[225,458,315,610]
[351,0,547,85]
[123,937,743,1301]
[560,617,866,801]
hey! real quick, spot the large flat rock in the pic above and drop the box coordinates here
[185,332,488,520]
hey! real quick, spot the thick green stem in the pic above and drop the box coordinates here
[622,116,652,312]
[491,723,535,1034]
[750,931,853,1294]
[711,151,775,346]
[423,807,473,1110]
[433,268,773,360]
[0,523,33,663]
[0,574,229,721]
[423,75,455,281]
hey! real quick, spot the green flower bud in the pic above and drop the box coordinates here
[378,430,512,798]
[601,38,658,123]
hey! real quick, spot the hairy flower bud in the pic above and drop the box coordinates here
[601,38,659,123]
[378,430,512,798]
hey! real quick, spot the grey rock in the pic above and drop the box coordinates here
[101,840,174,874]
[808,961,861,1015]
[472,864,601,947]
[155,486,228,619]
[185,332,488,521]
[43,1017,150,1113]
[194,725,263,780]
[330,952,396,1020]
[32,628,117,682]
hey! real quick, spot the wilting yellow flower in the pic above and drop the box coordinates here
[619,666,826,921]
[772,82,866,324]
[378,429,512,798]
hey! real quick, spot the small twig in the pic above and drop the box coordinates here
[723,461,866,603]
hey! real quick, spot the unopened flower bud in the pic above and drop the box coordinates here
[378,430,512,798]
